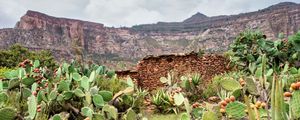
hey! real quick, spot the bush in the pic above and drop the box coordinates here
[0,44,56,69]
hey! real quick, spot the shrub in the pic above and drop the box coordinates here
[0,44,56,69]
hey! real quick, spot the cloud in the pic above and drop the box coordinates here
[0,0,299,28]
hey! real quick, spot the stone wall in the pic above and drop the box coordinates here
[116,52,231,90]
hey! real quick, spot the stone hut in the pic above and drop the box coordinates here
[116,52,230,90]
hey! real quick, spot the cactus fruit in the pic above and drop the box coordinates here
[284,92,292,97]
[0,107,17,120]
[229,96,235,102]
[225,101,246,119]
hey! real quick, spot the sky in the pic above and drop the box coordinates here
[0,0,299,28]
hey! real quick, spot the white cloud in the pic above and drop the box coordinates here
[0,0,299,28]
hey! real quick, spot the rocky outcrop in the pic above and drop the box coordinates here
[0,2,300,69]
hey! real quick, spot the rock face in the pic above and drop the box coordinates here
[0,2,300,69]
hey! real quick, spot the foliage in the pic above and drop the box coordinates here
[0,67,13,79]
[228,30,300,73]
[0,59,147,120]
[0,44,56,69]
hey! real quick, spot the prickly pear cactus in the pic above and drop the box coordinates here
[202,111,217,120]
[51,114,62,120]
[74,89,85,98]
[28,95,37,119]
[93,94,104,107]
[225,101,246,119]
[81,107,93,118]
[0,107,17,120]
[124,108,137,120]
[220,78,241,91]
[93,113,105,120]
[0,92,8,103]
[98,90,113,102]
[291,90,300,119]
[245,77,258,95]
[102,104,118,120]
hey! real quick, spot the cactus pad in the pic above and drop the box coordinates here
[0,92,8,103]
[220,78,241,91]
[74,89,85,98]
[225,101,246,119]
[51,114,61,120]
[27,95,37,119]
[81,107,93,118]
[93,94,104,107]
[98,90,113,102]
[0,107,16,120]
[245,77,258,95]
[102,104,118,120]
[202,111,217,120]
[291,90,300,119]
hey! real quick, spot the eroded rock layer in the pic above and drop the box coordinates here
[0,2,300,69]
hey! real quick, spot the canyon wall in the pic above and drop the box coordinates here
[0,2,300,69]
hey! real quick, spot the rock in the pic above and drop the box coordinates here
[0,2,300,69]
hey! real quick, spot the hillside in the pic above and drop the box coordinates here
[0,2,300,69]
